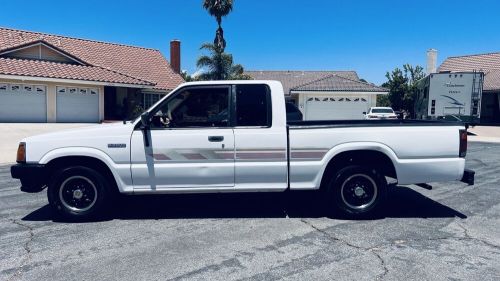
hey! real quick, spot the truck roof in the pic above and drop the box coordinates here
[181,80,281,86]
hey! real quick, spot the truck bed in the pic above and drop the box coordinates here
[287,119,466,189]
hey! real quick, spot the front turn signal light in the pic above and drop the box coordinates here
[16,142,26,163]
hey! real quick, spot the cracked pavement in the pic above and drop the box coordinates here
[1,142,500,280]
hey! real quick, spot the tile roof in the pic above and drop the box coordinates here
[483,70,500,91]
[0,57,154,86]
[292,74,388,92]
[0,27,184,90]
[438,52,500,91]
[245,70,360,95]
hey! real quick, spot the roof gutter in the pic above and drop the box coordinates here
[0,74,154,89]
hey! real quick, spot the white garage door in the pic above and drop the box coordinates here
[57,87,99,123]
[305,96,369,120]
[0,83,47,122]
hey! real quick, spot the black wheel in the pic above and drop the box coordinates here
[327,165,387,218]
[48,166,109,220]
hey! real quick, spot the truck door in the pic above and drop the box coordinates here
[130,85,235,190]
[232,84,288,190]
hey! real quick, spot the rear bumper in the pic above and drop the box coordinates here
[461,169,475,185]
[11,163,48,193]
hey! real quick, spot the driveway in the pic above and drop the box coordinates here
[0,123,97,164]
[469,125,500,143]
[1,142,499,280]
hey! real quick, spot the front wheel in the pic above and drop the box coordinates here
[327,165,387,218]
[48,166,109,221]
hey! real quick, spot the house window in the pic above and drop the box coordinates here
[24,85,33,93]
[0,83,45,93]
[143,92,164,109]
[35,85,45,94]
[57,86,97,96]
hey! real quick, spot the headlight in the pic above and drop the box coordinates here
[16,142,26,163]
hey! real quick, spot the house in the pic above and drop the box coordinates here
[0,27,184,123]
[438,52,500,123]
[246,71,388,120]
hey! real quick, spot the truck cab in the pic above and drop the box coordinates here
[131,81,289,192]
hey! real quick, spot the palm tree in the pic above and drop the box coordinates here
[196,43,251,80]
[203,0,233,51]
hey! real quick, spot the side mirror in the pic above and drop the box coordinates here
[362,112,367,115]
[140,112,150,128]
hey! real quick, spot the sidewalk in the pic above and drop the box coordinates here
[0,123,95,164]
[468,126,500,143]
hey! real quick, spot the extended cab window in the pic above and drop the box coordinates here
[235,84,271,127]
[150,87,230,128]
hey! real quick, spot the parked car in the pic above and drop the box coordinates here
[394,111,404,119]
[11,81,474,220]
[285,102,303,121]
[364,107,398,120]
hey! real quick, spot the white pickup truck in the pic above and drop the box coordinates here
[11,81,474,220]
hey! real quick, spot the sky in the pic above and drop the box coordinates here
[1,0,499,85]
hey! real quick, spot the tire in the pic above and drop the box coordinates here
[327,165,387,218]
[47,166,109,221]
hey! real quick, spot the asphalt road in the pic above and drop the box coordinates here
[1,142,499,281]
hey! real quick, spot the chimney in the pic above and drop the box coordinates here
[426,48,437,74]
[170,40,181,74]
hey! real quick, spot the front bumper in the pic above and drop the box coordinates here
[11,163,48,193]
[461,169,475,185]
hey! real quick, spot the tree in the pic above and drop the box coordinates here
[196,43,252,80]
[382,64,425,116]
[203,0,233,51]
[180,70,195,82]
[376,94,391,107]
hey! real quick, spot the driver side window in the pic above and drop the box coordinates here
[150,87,230,128]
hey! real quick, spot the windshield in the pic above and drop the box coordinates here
[371,108,394,113]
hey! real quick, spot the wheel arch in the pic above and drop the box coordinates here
[318,143,398,190]
[41,148,127,194]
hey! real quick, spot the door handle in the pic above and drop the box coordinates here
[208,136,224,142]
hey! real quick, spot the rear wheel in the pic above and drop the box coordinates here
[327,165,387,218]
[48,166,109,221]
